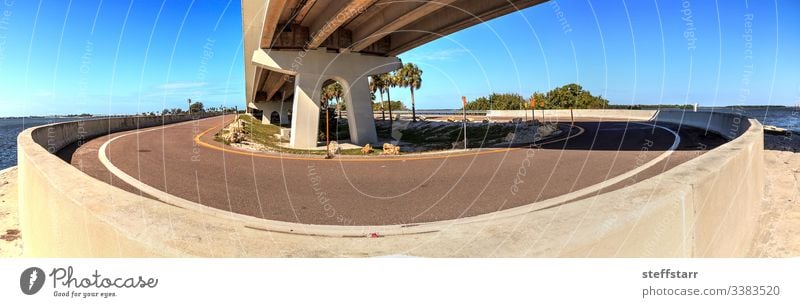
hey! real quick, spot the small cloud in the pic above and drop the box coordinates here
[157,81,207,90]
[403,48,469,62]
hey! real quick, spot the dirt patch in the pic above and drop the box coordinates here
[1,229,20,241]
[0,167,23,257]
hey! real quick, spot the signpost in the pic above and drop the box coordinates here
[530,97,536,123]
[462,96,468,150]
[570,108,574,125]
[540,98,546,122]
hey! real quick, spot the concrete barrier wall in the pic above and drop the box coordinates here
[487,109,658,121]
[17,114,222,257]
[564,111,762,257]
[16,110,763,257]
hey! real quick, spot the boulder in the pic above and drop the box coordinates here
[361,144,374,155]
[382,143,401,155]
[327,141,340,156]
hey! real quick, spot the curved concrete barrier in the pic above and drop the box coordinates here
[487,109,658,121]
[17,110,763,257]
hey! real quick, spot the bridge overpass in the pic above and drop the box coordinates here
[241,0,548,148]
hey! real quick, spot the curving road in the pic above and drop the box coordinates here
[62,115,726,226]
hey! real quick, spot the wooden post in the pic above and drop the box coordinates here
[325,106,330,147]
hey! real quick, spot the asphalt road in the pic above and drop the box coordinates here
[63,115,726,226]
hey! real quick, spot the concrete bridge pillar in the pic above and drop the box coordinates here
[342,76,377,145]
[289,74,322,149]
[251,49,401,148]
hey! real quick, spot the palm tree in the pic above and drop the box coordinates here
[330,82,343,118]
[369,76,386,120]
[380,72,397,126]
[321,82,343,116]
[397,63,422,122]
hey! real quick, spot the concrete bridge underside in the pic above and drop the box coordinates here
[241,0,548,148]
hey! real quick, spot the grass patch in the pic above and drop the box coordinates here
[216,115,383,156]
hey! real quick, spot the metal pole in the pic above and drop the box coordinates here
[570,108,574,125]
[326,106,330,147]
[462,96,468,149]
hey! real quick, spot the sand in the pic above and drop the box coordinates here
[0,166,22,257]
[748,134,800,257]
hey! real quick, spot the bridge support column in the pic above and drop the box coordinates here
[252,49,402,149]
[289,74,322,149]
[343,77,377,145]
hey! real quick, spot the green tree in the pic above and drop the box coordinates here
[321,81,344,117]
[396,63,423,121]
[189,101,204,113]
[379,72,398,124]
[370,75,386,120]
[464,93,526,110]
[536,83,608,109]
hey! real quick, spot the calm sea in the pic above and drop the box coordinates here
[0,107,797,170]
[0,117,79,170]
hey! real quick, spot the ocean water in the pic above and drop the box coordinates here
[0,117,78,170]
[0,107,797,170]
[701,107,800,133]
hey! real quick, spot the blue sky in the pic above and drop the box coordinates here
[0,0,798,116]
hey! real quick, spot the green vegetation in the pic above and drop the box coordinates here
[369,61,423,121]
[217,114,381,156]
[188,101,205,113]
[463,93,527,110]
[321,81,344,116]
[396,62,423,121]
[463,83,609,110]
[372,100,407,111]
